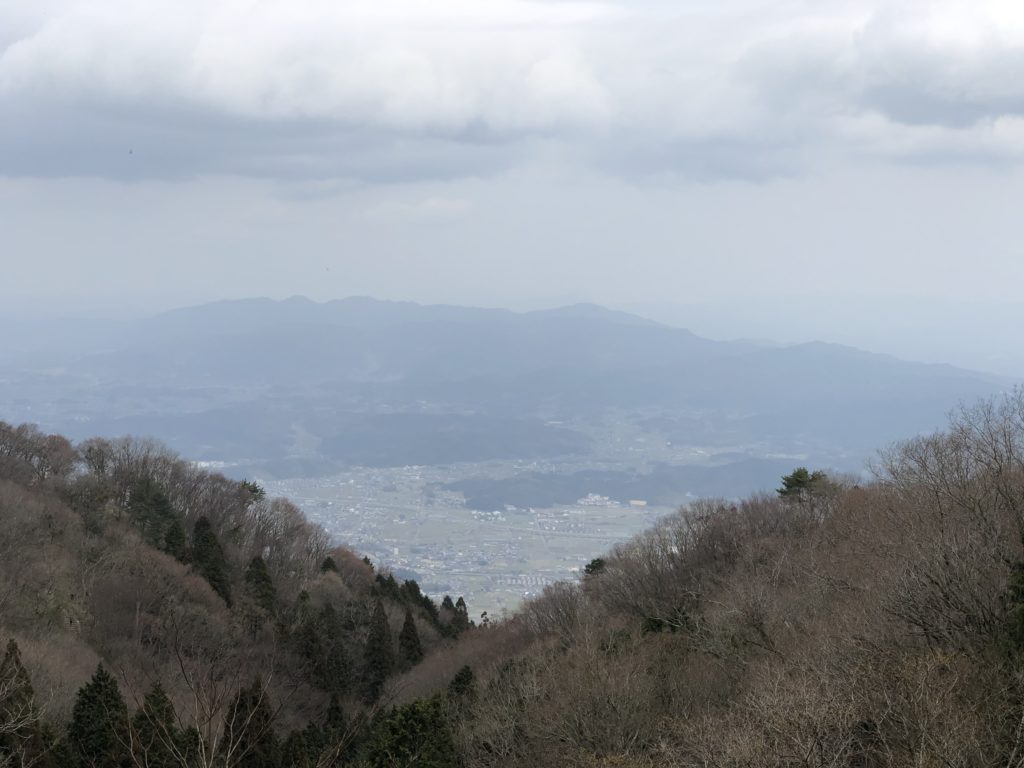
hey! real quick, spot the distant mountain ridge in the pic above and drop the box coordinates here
[141,296,665,340]
[0,296,1013,494]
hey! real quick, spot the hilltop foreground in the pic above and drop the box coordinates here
[4,391,1024,766]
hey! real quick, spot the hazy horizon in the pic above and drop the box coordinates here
[4,290,1024,379]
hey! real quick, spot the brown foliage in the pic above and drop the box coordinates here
[434,390,1024,767]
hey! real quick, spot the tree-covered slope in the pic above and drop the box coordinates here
[6,390,1024,767]
[0,422,473,768]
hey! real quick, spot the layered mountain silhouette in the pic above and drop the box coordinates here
[0,296,1010,500]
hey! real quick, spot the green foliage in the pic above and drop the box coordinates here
[221,679,280,768]
[0,639,48,766]
[281,729,313,768]
[191,516,233,606]
[294,604,352,695]
[401,580,440,625]
[398,608,424,669]
[162,517,188,562]
[131,683,180,768]
[245,556,277,615]
[584,557,606,576]
[375,572,402,602]
[437,595,472,638]
[447,666,475,701]
[777,467,828,500]
[452,597,471,635]
[362,600,394,703]
[320,556,338,574]
[324,693,346,738]
[241,480,267,503]
[67,665,131,768]
[296,694,350,766]
[127,477,177,549]
[365,697,457,768]
[0,638,34,718]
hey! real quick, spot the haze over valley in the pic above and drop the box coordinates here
[1,295,1010,612]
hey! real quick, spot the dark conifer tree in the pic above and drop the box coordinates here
[127,477,173,540]
[777,467,827,500]
[447,665,475,701]
[398,609,423,669]
[375,573,401,601]
[452,596,471,634]
[0,639,46,766]
[323,693,346,740]
[221,679,280,768]
[131,682,179,768]
[163,518,188,562]
[399,580,440,626]
[191,516,232,606]
[319,556,338,574]
[293,605,350,695]
[295,694,348,768]
[245,556,277,615]
[281,729,312,768]
[365,697,457,768]
[241,480,266,503]
[67,665,131,768]
[319,609,351,695]
[362,600,394,703]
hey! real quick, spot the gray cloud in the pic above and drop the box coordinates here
[3,1,1024,182]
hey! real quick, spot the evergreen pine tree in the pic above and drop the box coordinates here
[297,694,348,768]
[221,679,280,768]
[365,697,457,768]
[245,557,277,615]
[319,557,338,574]
[0,639,46,766]
[241,480,266,503]
[191,516,232,606]
[67,665,131,768]
[163,518,188,562]
[452,596,471,635]
[293,605,350,695]
[398,609,423,669]
[777,467,827,500]
[131,682,179,768]
[127,477,176,547]
[399,580,440,626]
[324,693,346,739]
[319,608,351,695]
[362,601,394,703]
[447,665,475,701]
[281,729,312,768]
[299,722,324,765]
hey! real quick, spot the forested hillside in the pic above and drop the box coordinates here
[5,391,1024,767]
[404,390,1024,766]
[0,424,473,767]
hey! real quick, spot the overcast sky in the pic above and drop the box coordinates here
[2,0,1024,319]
